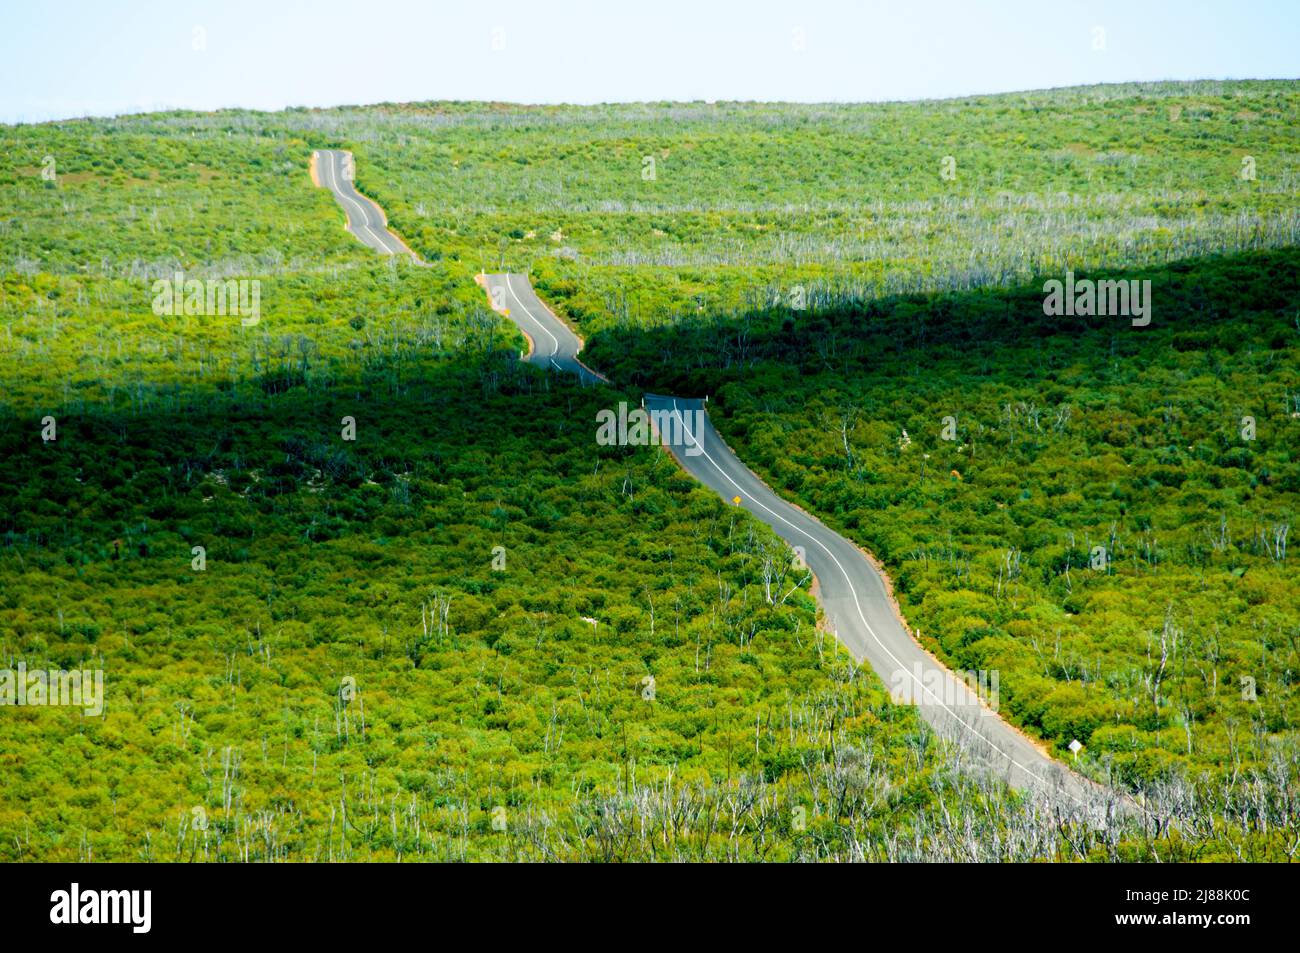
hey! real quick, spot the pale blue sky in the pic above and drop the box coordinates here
[2,0,1297,123]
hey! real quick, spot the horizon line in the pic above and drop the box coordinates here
[7,75,1299,128]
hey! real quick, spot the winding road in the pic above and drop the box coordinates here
[480,274,605,384]
[314,149,413,257]
[643,394,1102,807]
[314,150,1113,814]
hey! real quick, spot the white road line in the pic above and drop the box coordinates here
[503,275,559,358]
[319,151,390,252]
[661,397,1091,807]
[343,163,395,251]
[321,151,382,247]
[333,153,393,251]
[503,276,604,382]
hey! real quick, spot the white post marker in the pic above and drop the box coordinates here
[1068,739,1083,760]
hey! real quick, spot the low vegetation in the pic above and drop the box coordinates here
[2,83,1297,860]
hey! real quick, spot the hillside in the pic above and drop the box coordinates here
[1,81,1297,861]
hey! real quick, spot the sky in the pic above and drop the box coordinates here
[1,0,1297,123]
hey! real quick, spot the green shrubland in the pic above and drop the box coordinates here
[2,82,1298,860]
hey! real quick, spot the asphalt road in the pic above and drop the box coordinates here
[314,149,411,257]
[481,273,605,384]
[310,149,1112,813]
[641,394,1108,810]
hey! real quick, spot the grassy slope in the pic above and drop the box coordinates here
[0,107,1024,863]
[329,81,1299,790]
[339,81,1299,320]
[582,248,1300,792]
[1,84,1297,859]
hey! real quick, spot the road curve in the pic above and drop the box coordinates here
[307,150,1112,813]
[643,394,1107,810]
[489,284,1107,808]
[481,273,606,385]
[314,149,412,257]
